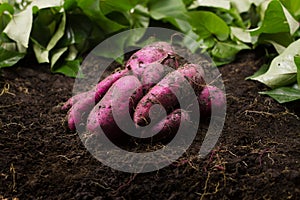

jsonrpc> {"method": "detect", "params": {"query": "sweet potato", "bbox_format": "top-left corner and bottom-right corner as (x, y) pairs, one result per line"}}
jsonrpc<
(141, 62), (173, 89)
(67, 93), (96, 130)
(65, 69), (130, 130)
(125, 42), (179, 77)
(94, 69), (130, 102)
(126, 63), (174, 114)
(62, 90), (92, 110)
(141, 109), (191, 142)
(62, 69), (129, 112)
(133, 63), (205, 126)
(64, 54), (177, 131)
(64, 42), (181, 131)
(198, 85), (226, 118)
(86, 75), (143, 141)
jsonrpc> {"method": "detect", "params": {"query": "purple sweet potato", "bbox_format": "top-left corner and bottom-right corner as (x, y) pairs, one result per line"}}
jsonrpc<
(67, 92), (96, 130)
(180, 63), (206, 92)
(125, 42), (179, 77)
(133, 63), (205, 126)
(62, 69), (129, 111)
(198, 85), (226, 117)
(62, 90), (92, 110)
(65, 69), (130, 130)
(86, 75), (143, 141)
(94, 69), (130, 102)
(64, 42), (181, 131)
(141, 62), (174, 89)
(127, 63), (174, 114)
(141, 109), (191, 142)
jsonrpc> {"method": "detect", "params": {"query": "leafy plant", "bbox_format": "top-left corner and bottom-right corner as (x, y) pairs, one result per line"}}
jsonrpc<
(244, 0), (300, 103)
(249, 39), (300, 103)
(0, 0), (299, 102)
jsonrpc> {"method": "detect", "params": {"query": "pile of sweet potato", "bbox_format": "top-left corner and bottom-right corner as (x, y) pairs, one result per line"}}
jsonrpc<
(62, 42), (225, 142)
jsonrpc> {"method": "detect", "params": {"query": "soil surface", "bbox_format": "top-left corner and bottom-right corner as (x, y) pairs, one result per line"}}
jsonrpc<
(0, 50), (300, 200)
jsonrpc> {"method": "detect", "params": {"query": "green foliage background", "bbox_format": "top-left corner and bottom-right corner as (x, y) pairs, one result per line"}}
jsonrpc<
(0, 0), (299, 102)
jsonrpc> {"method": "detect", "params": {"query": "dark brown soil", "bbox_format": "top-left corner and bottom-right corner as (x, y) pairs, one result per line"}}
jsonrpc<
(1, 51), (299, 200)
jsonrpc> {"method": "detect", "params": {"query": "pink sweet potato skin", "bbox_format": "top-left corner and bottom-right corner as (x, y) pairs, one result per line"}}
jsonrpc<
(67, 92), (96, 130)
(141, 63), (173, 89)
(125, 42), (179, 77)
(133, 63), (205, 126)
(141, 109), (190, 142)
(62, 69), (129, 111)
(198, 85), (226, 118)
(65, 69), (129, 130)
(127, 63), (174, 115)
(86, 76), (143, 141)
(179, 63), (205, 92)
(94, 69), (129, 102)
(64, 42), (181, 131)
(62, 91), (91, 110)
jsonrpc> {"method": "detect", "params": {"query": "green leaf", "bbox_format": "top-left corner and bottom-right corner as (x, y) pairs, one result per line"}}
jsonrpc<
(31, 0), (64, 9)
(56, 13), (102, 53)
(212, 58), (234, 66)
(200, 37), (216, 49)
(195, 0), (231, 10)
(280, 0), (300, 20)
(1, 42), (16, 51)
(3, 8), (32, 48)
(3, 0), (63, 48)
(0, 46), (24, 68)
(126, 5), (149, 28)
(31, 9), (59, 48)
(231, 27), (252, 43)
(31, 12), (66, 64)
(0, 3), (14, 14)
(0, 3), (13, 33)
(230, 0), (265, 13)
(267, 41), (286, 54)
(250, 0), (299, 36)
(282, 2), (300, 35)
(250, 39), (300, 88)
(188, 11), (230, 41)
(66, 45), (78, 61)
(211, 40), (251, 66)
(52, 59), (82, 78)
(32, 41), (49, 63)
(294, 55), (300, 87)
(165, 17), (191, 32)
(92, 28), (147, 63)
(100, 0), (141, 12)
(246, 64), (269, 80)
(260, 87), (300, 103)
(183, 30), (200, 52)
(211, 41), (250, 60)
(148, 0), (187, 20)
(183, 0), (194, 7)
(258, 32), (293, 47)
(230, 0), (252, 13)
(77, 0), (126, 34)
(64, 0), (78, 11)
(51, 47), (68, 68)
(47, 12), (66, 51)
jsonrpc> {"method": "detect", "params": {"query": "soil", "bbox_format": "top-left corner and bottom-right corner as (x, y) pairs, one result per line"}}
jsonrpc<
(0, 50), (299, 200)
